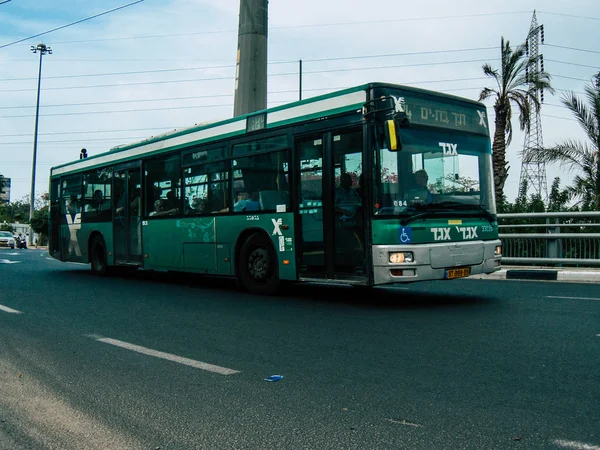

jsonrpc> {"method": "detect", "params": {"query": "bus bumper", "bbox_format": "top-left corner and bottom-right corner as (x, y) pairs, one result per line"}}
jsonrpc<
(372, 240), (502, 285)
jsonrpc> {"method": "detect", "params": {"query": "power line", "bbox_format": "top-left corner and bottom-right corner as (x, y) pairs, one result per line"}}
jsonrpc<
(0, 86), (359, 113)
(0, 47), (500, 82)
(544, 43), (600, 55)
(538, 11), (600, 21)
(7, 104), (573, 138)
(0, 85), (365, 116)
(0, 94), (234, 110)
(0, 1), (145, 49)
(0, 58), (496, 93)
(0, 53), (593, 97)
(0, 127), (189, 137)
(46, 11), (532, 45)
(2, 87), (344, 110)
(0, 77), (492, 119)
(0, 56), (592, 88)
(542, 114), (578, 122)
(552, 74), (596, 82)
(0, 74), (235, 92)
(0, 103), (235, 119)
(5, 57), (235, 63)
(0, 64), (238, 82)
(1, 76), (492, 114)
(0, 72), (587, 120)
(4, 109), (579, 147)
(546, 59), (600, 70)
(1, 136), (149, 145)
(301, 47), (497, 63)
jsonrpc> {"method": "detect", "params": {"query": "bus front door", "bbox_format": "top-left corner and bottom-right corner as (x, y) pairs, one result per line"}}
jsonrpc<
(113, 166), (142, 265)
(296, 129), (367, 280)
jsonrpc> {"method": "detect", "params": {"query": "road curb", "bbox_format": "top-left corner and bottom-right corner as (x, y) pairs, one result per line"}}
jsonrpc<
(506, 269), (557, 281)
(471, 267), (600, 283)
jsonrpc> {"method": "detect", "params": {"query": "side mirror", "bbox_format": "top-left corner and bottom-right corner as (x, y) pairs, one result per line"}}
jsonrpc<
(384, 119), (403, 151)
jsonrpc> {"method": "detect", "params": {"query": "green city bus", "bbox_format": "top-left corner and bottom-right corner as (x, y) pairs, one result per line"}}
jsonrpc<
(49, 82), (502, 294)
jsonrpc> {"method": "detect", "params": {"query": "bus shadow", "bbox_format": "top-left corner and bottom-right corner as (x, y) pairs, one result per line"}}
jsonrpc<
(56, 268), (490, 310)
(277, 282), (490, 309)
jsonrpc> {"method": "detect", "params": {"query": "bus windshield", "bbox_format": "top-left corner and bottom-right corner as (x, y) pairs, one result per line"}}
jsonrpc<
(374, 126), (496, 217)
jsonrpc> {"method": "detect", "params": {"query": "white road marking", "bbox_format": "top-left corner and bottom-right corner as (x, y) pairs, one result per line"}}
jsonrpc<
(546, 296), (600, 301)
(385, 418), (422, 427)
(0, 259), (21, 264)
(553, 439), (600, 450)
(0, 304), (23, 314)
(87, 335), (240, 375)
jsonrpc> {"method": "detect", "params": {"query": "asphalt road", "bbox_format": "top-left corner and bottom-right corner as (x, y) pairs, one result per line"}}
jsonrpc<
(0, 249), (599, 450)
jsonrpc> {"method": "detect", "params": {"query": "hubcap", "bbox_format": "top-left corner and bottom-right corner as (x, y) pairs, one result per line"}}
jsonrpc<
(248, 247), (269, 282)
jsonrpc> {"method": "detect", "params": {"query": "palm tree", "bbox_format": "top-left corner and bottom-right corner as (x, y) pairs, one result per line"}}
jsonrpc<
(479, 36), (553, 207)
(524, 73), (600, 210)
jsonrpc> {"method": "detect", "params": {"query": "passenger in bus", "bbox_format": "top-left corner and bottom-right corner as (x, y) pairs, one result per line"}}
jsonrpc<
(65, 195), (79, 215)
(406, 169), (433, 204)
(356, 173), (364, 198)
(149, 199), (178, 217)
(189, 197), (207, 214)
(335, 173), (360, 219)
(234, 192), (259, 212)
(84, 190), (104, 213)
(165, 190), (178, 210)
(130, 188), (141, 216)
(209, 189), (230, 213)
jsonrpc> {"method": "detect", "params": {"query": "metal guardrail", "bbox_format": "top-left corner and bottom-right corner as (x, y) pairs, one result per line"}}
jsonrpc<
(498, 211), (600, 267)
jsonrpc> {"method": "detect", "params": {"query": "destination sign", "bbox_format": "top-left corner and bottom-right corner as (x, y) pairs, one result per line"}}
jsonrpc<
(376, 88), (490, 137)
(404, 97), (489, 136)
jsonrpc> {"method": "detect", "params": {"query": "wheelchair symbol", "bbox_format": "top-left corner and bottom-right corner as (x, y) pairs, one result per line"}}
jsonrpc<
(399, 227), (412, 243)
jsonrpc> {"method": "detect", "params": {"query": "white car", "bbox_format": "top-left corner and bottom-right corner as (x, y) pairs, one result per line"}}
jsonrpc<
(0, 231), (16, 249)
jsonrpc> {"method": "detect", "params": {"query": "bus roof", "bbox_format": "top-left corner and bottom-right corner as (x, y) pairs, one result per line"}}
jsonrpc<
(50, 82), (486, 177)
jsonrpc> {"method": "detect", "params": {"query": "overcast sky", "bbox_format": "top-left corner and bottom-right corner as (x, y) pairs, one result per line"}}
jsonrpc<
(1, 0), (599, 203)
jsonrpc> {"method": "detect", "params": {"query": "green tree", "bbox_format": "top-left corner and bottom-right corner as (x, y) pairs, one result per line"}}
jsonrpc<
(30, 204), (49, 245)
(0, 193), (49, 224)
(0, 222), (15, 233)
(0, 198), (30, 223)
(0, 174), (5, 203)
(547, 177), (576, 212)
(524, 72), (600, 210)
(479, 36), (553, 207)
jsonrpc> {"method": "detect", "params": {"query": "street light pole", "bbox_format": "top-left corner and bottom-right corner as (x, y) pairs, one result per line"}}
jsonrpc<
(29, 43), (51, 246)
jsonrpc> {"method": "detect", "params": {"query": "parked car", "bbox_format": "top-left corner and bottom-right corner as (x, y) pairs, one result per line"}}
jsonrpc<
(0, 231), (16, 249)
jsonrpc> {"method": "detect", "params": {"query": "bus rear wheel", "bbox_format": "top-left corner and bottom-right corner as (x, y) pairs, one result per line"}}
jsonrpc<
(90, 236), (108, 276)
(238, 233), (280, 295)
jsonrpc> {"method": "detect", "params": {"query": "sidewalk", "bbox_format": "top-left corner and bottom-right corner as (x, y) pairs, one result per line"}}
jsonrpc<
(471, 265), (600, 283)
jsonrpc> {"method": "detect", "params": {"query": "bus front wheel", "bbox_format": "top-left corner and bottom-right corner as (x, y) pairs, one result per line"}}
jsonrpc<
(90, 236), (108, 276)
(238, 233), (280, 295)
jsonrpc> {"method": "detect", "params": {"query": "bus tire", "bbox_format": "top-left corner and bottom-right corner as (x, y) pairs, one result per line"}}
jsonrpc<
(238, 233), (280, 295)
(90, 236), (108, 276)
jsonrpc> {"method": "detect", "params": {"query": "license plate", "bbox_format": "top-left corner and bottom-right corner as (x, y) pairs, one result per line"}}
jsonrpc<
(445, 267), (470, 279)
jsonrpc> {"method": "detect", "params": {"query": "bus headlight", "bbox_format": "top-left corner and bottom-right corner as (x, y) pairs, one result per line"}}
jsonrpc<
(389, 252), (414, 263)
(495, 245), (502, 256)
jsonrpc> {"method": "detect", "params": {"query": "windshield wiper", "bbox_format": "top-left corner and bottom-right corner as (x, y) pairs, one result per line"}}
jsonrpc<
(398, 206), (443, 226)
